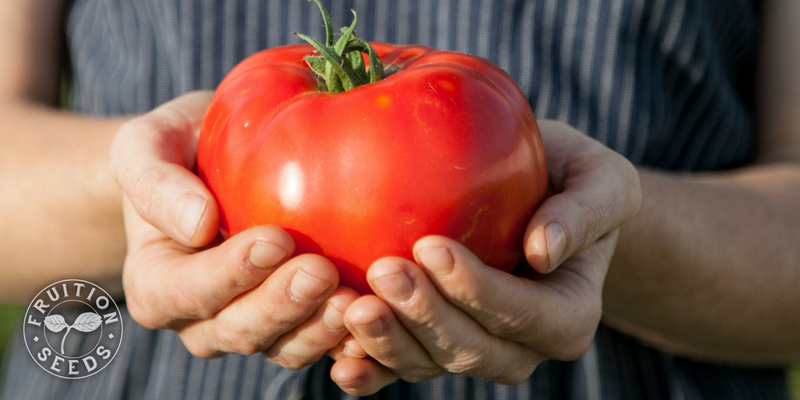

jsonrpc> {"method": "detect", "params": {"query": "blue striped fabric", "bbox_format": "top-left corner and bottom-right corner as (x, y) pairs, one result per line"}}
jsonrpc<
(1, 310), (788, 399)
(1, 0), (788, 399)
(63, 0), (758, 170)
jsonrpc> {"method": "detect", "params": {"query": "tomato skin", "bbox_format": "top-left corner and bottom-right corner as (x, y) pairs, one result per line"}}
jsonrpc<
(198, 43), (547, 294)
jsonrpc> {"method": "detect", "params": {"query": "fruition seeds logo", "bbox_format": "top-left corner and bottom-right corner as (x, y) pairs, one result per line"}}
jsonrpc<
(23, 279), (123, 379)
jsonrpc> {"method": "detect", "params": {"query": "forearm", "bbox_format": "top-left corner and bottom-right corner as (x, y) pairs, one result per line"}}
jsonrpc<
(603, 164), (800, 365)
(0, 101), (128, 303)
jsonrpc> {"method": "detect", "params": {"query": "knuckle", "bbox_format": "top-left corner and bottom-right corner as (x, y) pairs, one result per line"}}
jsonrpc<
(621, 161), (642, 215)
(262, 311), (297, 334)
(471, 285), (540, 341)
(127, 164), (166, 216)
(496, 363), (537, 386)
(265, 352), (319, 371)
(213, 325), (261, 356)
(399, 303), (439, 331)
(173, 284), (214, 320)
(123, 270), (169, 330)
(364, 337), (405, 362)
(181, 336), (222, 359)
(126, 299), (163, 330)
(604, 156), (641, 223)
(124, 114), (173, 141)
(261, 332), (329, 370)
(579, 201), (610, 244)
(615, 153), (640, 187)
(445, 356), (484, 376)
(259, 299), (311, 334)
(113, 118), (146, 149)
(436, 274), (479, 305)
(279, 359), (311, 371)
(215, 272), (249, 302)
(488, 301), (538, 339)
(551, 333), (595, 361)
(440, 346), (489, 376)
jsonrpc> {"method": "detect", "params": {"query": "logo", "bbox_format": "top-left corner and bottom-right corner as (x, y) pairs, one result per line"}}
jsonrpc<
(23, 279), (123, 379)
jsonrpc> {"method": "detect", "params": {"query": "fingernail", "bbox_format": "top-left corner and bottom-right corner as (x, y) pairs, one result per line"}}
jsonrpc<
(290, 269), (331, 301)
(342, 341), (366, 358)
(545, 223), (567, 272)
(373, 271), (414, 303)
(335, 377), (362, 389)
(174, 193), (207, 241)
(248, 241), (287, 270)
(416, 246), (454, 277)
(322, 303), (345, 332)
(353, 319), (385, 338)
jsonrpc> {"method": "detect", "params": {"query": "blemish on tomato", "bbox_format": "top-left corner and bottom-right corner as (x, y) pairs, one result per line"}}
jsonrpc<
(439, 80), (455, 91)
(405, 219), (415, 225)
(460, 206), (488, 242)
(241, 88), (251, 95)
(376, 95), (391, 107)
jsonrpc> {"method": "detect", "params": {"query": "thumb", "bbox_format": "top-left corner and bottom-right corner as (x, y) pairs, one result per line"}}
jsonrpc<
(524, 120), (641, 273)
(108, 91), (219, 247)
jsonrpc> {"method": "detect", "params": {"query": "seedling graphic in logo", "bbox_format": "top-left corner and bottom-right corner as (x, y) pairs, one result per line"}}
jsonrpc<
(24, 279), (123, 379)
(45, 312), (102, 354)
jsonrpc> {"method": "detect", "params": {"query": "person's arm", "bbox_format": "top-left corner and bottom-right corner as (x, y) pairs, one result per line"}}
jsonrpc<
(602, 0), (800, 365)
(0, 0), (128, 303)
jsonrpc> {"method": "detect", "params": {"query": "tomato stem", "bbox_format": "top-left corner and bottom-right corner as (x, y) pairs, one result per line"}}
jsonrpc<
(297, 0), (386, 93)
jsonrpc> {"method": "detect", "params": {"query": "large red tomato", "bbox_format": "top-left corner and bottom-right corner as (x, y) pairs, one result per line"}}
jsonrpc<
(198, 31), (547, 294)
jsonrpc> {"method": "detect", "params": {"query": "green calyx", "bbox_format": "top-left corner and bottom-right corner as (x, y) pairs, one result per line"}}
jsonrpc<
(295, 0), (385, 93)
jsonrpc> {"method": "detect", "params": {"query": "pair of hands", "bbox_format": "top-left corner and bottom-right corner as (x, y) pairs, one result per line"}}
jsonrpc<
(108, 91), (640, 396)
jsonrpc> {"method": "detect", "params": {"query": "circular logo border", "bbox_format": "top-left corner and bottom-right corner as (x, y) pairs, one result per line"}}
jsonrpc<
(23, 279), (124, 380)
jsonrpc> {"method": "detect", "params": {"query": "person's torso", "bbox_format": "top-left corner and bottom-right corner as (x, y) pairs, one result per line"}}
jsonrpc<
(3, 1), (782, 399)
(66, 0), (759, 171)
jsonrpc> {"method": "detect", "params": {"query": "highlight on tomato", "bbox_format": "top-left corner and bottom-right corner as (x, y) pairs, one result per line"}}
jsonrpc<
(197, 0), (548, 294)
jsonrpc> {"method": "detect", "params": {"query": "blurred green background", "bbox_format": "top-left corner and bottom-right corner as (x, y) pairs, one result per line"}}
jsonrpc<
(0, 304), (21, 361)
(0, 303), (797, 397)
(794, 368), (800, 399)
(0, 303), (22, 396)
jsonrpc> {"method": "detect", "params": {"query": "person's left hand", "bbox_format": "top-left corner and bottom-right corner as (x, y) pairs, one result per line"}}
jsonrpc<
(326, 121), (641, 395)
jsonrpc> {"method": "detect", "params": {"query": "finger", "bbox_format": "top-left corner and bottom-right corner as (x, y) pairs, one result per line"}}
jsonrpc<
(343, 295), (444, 382)
(109, 91), (219, 247)
(326, 335), (367, 360)
(330, 357), (399, 397)
(415, 234), (613, 361)
(342, 335), (368, 358)
(524, 120), (641, 273)
(263, 286), (360, 369)
(178, 253), (339, 358)
(364, 257), (538, 384)
(123, 220), (295, 329)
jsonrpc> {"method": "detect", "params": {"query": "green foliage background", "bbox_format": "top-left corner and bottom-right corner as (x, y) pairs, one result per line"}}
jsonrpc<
(0, 303), (797, 398)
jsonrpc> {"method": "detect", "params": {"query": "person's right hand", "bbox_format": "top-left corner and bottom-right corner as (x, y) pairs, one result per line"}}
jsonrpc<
(108, 91), (359, 368)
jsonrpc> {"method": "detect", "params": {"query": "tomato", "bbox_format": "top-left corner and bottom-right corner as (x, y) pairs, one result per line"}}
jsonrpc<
(197, 3), (547, 294)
